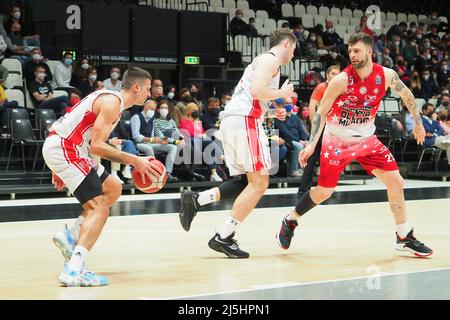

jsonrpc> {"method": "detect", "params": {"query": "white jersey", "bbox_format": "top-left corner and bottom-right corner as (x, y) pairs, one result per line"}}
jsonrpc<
(49, 90), (124, 152)
(221, 52), (280, 120)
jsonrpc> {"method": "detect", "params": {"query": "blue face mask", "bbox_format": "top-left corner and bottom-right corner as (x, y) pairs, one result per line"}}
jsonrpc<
(64, 58), (73, 65)
(275, 97), (283, 104)
(285, 104), (293, 112)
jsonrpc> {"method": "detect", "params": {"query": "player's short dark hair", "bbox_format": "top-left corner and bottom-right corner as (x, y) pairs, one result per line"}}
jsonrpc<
(270, 28), (296, 48)
(122, 67), (152, 90)
(348, 32), (373, 48)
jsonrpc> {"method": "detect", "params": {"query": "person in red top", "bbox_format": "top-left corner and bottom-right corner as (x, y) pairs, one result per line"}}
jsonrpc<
(277, 33), (433, 257)
(356, 16), (375, 41)
(297, 65), (341, 197)
(178, 102), (223, 182)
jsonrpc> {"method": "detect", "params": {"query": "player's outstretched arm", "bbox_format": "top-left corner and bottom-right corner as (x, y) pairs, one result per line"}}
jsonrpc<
(386, 68), (425, 145)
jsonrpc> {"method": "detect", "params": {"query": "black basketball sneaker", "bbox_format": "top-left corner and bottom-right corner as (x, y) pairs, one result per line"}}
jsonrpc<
(395, 229), (433, 257)
(208, 232), (250, 259)
(276, 216), (299, 250)
(179, 190), (200, 232)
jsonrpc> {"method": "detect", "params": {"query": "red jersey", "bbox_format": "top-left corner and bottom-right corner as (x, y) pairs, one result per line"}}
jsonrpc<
(310, 82), (328, 103)
(325, 63), (386, 141)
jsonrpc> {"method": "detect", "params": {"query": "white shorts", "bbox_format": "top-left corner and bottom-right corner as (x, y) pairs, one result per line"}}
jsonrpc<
(42, 134), (106, 194)
(219, 115), (271, 176)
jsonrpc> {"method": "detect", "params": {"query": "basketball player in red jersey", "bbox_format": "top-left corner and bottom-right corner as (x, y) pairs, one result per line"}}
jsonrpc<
(179, 29), (295, 258)
(297, 65), (341, 197)
(43, 67), (163, 286)
(276, 33), (432, 257)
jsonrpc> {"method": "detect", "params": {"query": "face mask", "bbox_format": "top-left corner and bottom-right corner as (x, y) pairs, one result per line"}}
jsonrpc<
(426, 54), (431, 59)
(250, 22), (255, 26)
(81, 63), (90, 70)
(423, 75), (430, 80)
(442, 65), (448, 71)
(12, 30), (20, 36)
(146, 110), (155, 118)
(89, 74), (97, 82)
(36, 72), (46, 81)
(331, 52), (338, 59)
(191, 111), (199, 119)
(64, 58), (72, 65)
(411, 28), (417, 33)
(209, 108), (220, 116)
(167, 92), (175, 99)
(301, 109), (310, 119)
(159, 109), (169, 118)
(237, 14), (243, 19)
(13, 11), (21, 19)
(274, 97), (283, 105)
(224, 99), (231, 105)
(410, 41), (416, 46)
(32, 54), (41, 61)
(395, 41), (400, 46)
(310, 36), (316, 42)
(110, 72), (120, 80)
(424, 43), (431, 48)
(417, 34), (422, 39)
(284, 104), (293, 112)
(182, 95), (192, 103)
(327, 28), (334, 33)
(442, 101), (449, 107)
(431, 15), (437, 20)
(70, 97), (80, 106)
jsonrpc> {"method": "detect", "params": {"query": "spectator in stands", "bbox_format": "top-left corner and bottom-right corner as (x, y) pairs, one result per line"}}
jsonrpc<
(313, 24), (335, 53)
(388, 36), (403, 61)
(303, 32), (320, 59)
(430, 49), (441, 72)
(79, 67), (98, 98)
(415, 48), (432, 74)
(387, 22), (408, 42)
(166, 85), (177, 104)
(153, 99), (184, 147)
(66, 88), (82, 113)
(274, 97), (309, 177)
(229, 9), (249, 37)
(0, 83), (19, 133)
(0, 63), (8, 87)
(393, 55), (410, 83)
(0, 30), (8, 61)
(402, 36), (419, 65)
(130, 98), (180, 183)
(262, 116), (287, 174)
(103, 66), (122, 92)
(151, 85), (164, 101)
(248, 17), (258, 37)
(189, 82), (203, 108)
(421, 11), (442, 29)
(409, 71), (424, 98)
(3, 6), (25, 36)
(422, 38), (432, 51)
(374, 34), (386, 60)
(421, 103), (450, 167)
(437, 60), (450, 88)
(437, 109), (450, 134)
(175, 87), (192, 114)
(421, 68), (440, 100)
(23, 47), (52, 85)
(399, 105), (416, 136)
(355, 16), (375, 40)
(28, 65), (68, 115)
(323, 21), (344, 52)
(93, 80), (104, 91)
(427, 24), (441, 48)
(53, 51), (73, 89)
(293, 24), (306, 57)
(179, 102), (223, 182)
(381, 47), (394, 67)
(71, 57), (91, 88)
(6, 22), (39, 64)
(220, 92), (232, 109)
(436, 93), (450, 112)
(202, 97), (221, 133)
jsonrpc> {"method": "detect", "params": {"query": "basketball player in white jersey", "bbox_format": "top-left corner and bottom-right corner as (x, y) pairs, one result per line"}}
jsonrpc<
(276, 33), (432, 257)
(179, 29), (296, 258)
(43, 67), (163, 286)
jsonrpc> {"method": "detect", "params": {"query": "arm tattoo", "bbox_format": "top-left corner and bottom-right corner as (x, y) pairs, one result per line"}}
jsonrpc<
(309, 113), (324, 143)
(391, 72), (421, 125)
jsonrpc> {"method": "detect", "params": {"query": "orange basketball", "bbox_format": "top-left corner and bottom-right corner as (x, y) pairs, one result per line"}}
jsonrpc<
(132, 158), (168, 193)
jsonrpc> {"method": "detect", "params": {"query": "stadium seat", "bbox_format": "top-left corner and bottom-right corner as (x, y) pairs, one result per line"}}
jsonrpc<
(330, 7), (341, 17)
(384, 99), (400, 115)
(46, 60), (59, 79)
(397, 13), (407, 23)
(4, 89), (25, 108)
(416, 98), (426, 109)
(2, 58), (22, 77)
(341, 8), (352, 19)
(4, 74), (23, 90)
(306, 4), (318, 17)
(281, 3), (294, 18)
(277, 19), (288, 29)
(335, 25), (347, 38)
(294, 4), (306, 18)
(350, 17), (361, 27)
(209, 0), (222, 9)
(52, 90), (68, 98)
(318, 6), (330, 17)
(223, 0), (236, 9)
(353, 9), (364, 19)
(326, 16), (338, 25)
(301, 14), (314, 28)
(167, 0), (184, 10)
(440, 16), (448, 23)
(153, 0), (167, 9)
(418, 14), (427, 22)
(242, 9), (255, 18)
(407, 14), (418, 23)
(338, 16), (349, 26)
(387, 12), (397, 22)
(314, 15), (326, 27)
(264, 19), (276, 33)
(255, 10), (268, 20)
(428, 98), (438, 107)
(236, 0), (249, 10)
(214, 7), (228, 13)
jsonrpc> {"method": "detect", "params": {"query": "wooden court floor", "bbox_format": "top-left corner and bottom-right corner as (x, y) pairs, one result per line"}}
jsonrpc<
(0, 198), (449, 299)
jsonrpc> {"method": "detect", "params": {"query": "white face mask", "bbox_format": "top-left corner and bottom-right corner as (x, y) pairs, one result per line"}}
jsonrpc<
(167, 92), (175, 99)
(32, 54), (41, 61)
(423, 75), (430, 80)
(36, 72), (46, 81)
(159, 109), (169, 118)
(331, 52), (338, 59)
(327, 28), (334, 33)
(224, 99), (231, 105)
(89, 74), (97, 82)
(146, 110), (155, 118)
(110, 72), (120, 80)
(424, 42), (431, 48)
(81, 63), (90, 70)
(13, 11), (21, 19)
(310, 36), (316, 42)
(426, 54), (431, 59)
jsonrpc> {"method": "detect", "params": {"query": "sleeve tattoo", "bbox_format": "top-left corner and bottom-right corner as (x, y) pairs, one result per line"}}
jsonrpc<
(309, 113), (324, 143)
(391, 72), (421, 125)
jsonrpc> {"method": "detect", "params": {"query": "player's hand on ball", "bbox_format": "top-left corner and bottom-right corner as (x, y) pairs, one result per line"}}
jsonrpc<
(51, 172), (65, 191)
(413, 124), (426, 145)
(299, 144), (314, 168)
(134, 156), (163, 183)
(280, 79), (294, 98)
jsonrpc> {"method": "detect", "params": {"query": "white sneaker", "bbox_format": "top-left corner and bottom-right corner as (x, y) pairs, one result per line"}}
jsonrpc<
(210, 172), (223, 182)
(121, 166), (132, 179)
(111, 172), (124, 184)
(52, 224), (76, 261)
(291, 169), (304, 177)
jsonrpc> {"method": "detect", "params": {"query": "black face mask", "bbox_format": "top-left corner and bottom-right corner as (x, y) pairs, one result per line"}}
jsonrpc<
(209, 108), (220, 116)
(182, 95), (193, 103)
(191, 111), (199, 119)
(442, 101), (449, 107)
(12, 31), (20, 36)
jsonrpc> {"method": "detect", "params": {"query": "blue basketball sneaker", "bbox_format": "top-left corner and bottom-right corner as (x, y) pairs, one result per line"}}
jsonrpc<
(58, 264), (109, 287)
(52, 224), (76, 261)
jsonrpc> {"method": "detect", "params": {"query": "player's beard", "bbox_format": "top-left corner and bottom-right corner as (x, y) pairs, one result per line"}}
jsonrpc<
(354, 55), (369, 69)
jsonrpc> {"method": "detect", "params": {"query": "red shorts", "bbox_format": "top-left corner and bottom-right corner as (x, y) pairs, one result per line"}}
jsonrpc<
(318, 134), (398, 188)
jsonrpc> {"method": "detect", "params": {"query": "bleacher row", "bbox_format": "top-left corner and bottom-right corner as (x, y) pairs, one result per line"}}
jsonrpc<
(2, 58), (68, 110)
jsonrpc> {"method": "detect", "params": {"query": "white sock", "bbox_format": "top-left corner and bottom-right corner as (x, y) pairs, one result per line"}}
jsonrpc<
(396, 222), (411, 239)
(218, 216), (240, 239)
(68, 245), (89, 272)
(285, 210), (301, 222)
(197, 187), (219, 206)
(69, 216), (84, 241)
